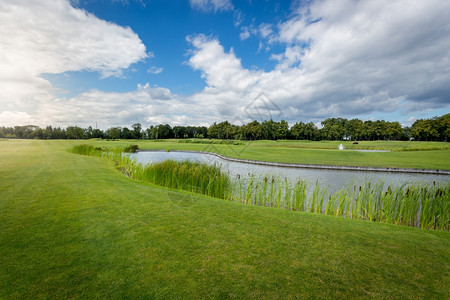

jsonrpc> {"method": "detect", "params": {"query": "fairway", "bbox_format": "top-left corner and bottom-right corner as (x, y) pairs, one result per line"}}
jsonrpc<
(1, 139), (449, 298)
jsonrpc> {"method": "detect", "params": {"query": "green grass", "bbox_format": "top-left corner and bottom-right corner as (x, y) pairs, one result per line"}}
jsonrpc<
(257, 139), (450, 151)
(1, 139), (450, 298)
(70, 139), (450, 170)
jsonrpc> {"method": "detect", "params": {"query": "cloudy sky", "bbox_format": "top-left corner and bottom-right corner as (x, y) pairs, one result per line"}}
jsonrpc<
(0, 0), (449, 129)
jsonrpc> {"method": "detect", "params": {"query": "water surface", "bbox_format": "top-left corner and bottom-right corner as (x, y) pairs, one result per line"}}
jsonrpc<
(130, 151), (449, 192)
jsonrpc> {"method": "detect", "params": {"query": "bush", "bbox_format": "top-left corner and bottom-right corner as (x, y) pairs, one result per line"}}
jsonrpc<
(123, 144), (139, 153)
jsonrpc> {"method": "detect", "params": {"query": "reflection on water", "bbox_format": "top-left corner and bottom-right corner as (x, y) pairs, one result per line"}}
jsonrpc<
(130, 151), (449, 193)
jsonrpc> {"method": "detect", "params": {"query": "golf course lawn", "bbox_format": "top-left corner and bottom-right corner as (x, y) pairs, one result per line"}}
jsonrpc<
(1, 139), (449, 298)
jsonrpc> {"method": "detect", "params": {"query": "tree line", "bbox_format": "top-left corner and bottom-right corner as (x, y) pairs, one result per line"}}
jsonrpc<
(1, 113), (448, 141)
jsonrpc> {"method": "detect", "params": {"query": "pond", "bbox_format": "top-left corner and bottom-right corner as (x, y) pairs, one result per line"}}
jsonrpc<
(130, 150), (449, 193)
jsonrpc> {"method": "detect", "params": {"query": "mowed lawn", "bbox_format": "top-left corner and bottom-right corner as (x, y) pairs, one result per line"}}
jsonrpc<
(0, 140), (449, 298)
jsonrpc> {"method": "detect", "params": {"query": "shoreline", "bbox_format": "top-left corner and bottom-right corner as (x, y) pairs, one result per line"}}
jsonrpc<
(136, 149), (450, 175)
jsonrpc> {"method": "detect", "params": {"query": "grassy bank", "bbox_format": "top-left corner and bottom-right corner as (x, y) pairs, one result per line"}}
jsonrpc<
(1, 140), (449, 298)
(69, 139), (450, 170)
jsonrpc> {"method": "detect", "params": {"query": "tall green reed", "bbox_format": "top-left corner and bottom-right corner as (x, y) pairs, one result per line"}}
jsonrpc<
(140, 159), (230, 199)
(228, 172), (449, 231)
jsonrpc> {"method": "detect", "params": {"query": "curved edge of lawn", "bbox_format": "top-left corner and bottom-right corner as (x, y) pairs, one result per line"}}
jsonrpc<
(138, 149), (450, 175)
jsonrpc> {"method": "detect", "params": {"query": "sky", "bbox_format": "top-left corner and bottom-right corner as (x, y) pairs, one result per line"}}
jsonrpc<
(0, 0), (449, 129)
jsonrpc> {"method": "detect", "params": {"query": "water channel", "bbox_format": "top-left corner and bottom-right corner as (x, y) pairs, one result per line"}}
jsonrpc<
(130, 150), (449, 193)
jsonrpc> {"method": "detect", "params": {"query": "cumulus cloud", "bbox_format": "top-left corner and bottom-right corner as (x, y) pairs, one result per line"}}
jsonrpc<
(31, 84), (182, 128)
(189, 0), (233, 13)
(0, 0), (147, 126)
(0, 82), (214, 128)
(185, 0), (450, 124)
(276, 0), (450, 107)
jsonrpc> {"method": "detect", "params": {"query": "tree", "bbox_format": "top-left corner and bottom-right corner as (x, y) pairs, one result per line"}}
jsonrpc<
(66, 126), (85, 139)
(385, 122), (403, 140)
(91, 128), (103, 139)
(321, 118), (346, 140)
(208, 121), (234, 139)
(436, 114), (450, 141)
(277, 120), (289, 139)
(244, 120), (263, 140)
(173, 126), (186, 138)
(106, 127), (122, 140)
(291, 122), (306, 140)
(361, 121), (374, 140)
(345, 119), (363, 140)
(304, 122), (319, 141)
(132, 123), (142, 139)
(261, 119), (278, 140)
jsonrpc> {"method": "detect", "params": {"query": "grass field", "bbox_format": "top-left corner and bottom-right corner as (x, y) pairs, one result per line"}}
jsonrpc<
(1, 139), (449, 298)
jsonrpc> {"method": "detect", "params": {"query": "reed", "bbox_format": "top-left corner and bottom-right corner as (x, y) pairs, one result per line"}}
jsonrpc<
(229, 173), (449, 231)
(139, 159), (231, 199)
(69, 144), (103, 156)
(292, 180), (307, 211)
(244, 175), (254, 205)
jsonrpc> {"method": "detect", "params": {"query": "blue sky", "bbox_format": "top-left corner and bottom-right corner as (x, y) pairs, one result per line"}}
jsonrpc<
(60, 0), (291, 95)
(0, 0), (449, 129)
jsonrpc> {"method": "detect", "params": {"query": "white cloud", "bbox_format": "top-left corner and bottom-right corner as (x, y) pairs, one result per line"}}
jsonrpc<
(0, 111), (37, 126)
(233, 9), (244, 27)
(187, 35), (258, 93)
(0, 0), (147, 126)
(147, 66), (163, 74)
(184, 0), (450, 124)
(239, 27), (250, 40)
(30, 84), (182, 128)
(258, 23), (273, 39)
(189, 0), (233, 13)
(0, 0), (146, 77)
(404, 116), (418, 127)
(0, 82), (202, 128)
